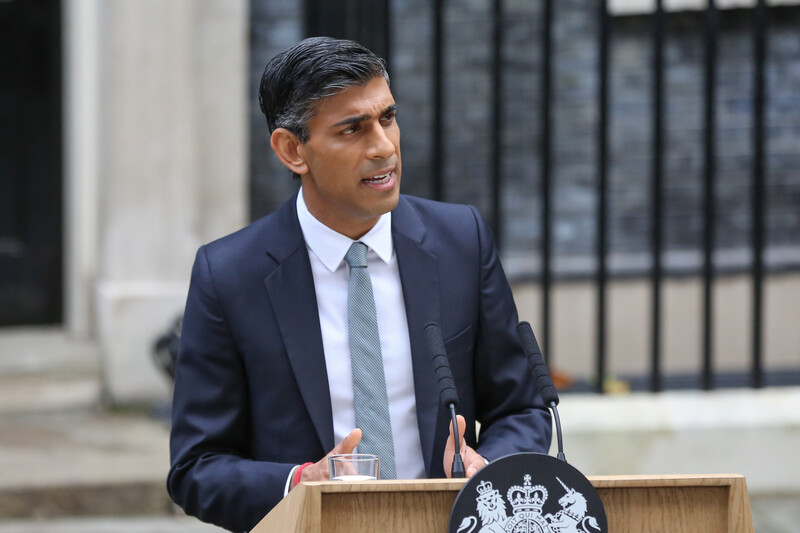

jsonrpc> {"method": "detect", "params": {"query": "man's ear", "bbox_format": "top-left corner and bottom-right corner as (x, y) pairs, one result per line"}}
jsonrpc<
(270, 128), (309, 175)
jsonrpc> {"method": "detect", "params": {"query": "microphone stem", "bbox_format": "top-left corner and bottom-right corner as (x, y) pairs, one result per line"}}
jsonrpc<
(449, 403), (465, 478)
(551, 402), (566, 462)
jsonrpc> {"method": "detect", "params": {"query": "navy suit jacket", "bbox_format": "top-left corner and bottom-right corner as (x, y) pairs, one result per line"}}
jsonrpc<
(168, 194), (552, 532)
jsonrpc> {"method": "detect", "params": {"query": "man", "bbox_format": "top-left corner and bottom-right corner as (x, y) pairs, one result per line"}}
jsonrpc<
(168, 37), (551, 532)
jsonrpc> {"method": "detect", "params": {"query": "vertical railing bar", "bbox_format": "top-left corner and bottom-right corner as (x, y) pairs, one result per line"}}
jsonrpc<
(346, 0), (355, 40)
(702, 0), (718, 391)
(491, 0), (504, 247)
(650, 0), (665, 392)
(540, 0), (554, 363)
(432, 0), (445, 201)
(751, 0), (767, 389)
(383, 0), (391, 74)
(596, 0), (610, 394)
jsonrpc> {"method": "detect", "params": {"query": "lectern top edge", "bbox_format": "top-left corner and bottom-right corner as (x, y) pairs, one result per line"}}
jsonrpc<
(589, 473), (748, 487)
(303, 478), (467, 493)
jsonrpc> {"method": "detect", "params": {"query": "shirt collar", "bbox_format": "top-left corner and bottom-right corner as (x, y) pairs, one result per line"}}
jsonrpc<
(296, 187), (394, 272)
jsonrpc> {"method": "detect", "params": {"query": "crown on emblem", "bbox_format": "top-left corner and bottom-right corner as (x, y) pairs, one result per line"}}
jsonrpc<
(476, 480), (494, 496)
(506, 474), (548, 514)
(475, 480), (502, 506)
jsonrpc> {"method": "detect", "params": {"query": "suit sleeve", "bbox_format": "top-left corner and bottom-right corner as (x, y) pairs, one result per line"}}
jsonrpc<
(167, 246), (294, 532)
(468, 206), (553, 459)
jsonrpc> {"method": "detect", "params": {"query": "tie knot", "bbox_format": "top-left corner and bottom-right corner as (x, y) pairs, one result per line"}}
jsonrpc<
(345, 241), (368, 268)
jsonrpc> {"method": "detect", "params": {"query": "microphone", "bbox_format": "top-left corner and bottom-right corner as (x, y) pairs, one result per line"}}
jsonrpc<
(517, 321), (566, 462)
(425, 322), (465, 478)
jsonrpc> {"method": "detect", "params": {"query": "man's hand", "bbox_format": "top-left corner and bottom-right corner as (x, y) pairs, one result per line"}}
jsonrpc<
(444, 415), (486, 478)
(293, 428), (362, 488)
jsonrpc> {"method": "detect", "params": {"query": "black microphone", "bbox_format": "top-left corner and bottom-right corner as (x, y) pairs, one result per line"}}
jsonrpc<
(517, 321), (566, 462)
(425, 322), (465, 478)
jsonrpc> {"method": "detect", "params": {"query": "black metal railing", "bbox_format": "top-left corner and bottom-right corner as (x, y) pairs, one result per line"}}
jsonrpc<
(650, 0), (666, 393)
(298, 0), (790, 393)
(702, 0), (719, 392)
(540, 0), (555, 377)
(750, 0), (768, 389)
(423, 1), (778, 393)
(596, 0), (610, 394)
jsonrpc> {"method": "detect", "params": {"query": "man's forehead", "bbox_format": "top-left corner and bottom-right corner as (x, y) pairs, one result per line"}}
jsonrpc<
(314, 77), (395, 121)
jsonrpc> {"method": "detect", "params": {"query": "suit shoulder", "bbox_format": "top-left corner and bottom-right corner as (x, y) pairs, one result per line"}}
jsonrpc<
(204, 213), (273, 256)
(199, 196), (300, 277)
(399, 195), (479, 222)
(398, 195), (486, 236)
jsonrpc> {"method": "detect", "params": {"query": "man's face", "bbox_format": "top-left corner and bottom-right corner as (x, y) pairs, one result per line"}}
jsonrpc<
(297, 76), (401, 239)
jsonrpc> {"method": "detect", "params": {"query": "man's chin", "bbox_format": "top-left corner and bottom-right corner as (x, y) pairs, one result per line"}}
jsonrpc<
(382, 188), (401, 213)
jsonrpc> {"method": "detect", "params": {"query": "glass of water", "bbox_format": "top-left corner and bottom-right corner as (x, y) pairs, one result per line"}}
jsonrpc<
(328, 453), (380, 481)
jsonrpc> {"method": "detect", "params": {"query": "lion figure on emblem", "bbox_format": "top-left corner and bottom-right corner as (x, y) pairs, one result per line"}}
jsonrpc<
(457, 480), (508, 533)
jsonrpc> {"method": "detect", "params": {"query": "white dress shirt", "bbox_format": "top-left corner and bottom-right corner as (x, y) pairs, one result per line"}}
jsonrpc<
(293, 188), (426, 481)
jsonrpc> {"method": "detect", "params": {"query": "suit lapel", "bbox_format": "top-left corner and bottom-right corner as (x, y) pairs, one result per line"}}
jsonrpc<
(263, 195), (334, 452)
(260, 195), (442, 467)
(392, 197), (441, 476)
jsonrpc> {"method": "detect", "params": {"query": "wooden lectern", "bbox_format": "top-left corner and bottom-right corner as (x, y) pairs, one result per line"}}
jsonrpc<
(251, 474), (754, 532)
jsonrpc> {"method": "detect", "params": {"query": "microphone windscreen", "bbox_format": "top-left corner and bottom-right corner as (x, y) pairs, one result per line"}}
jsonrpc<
(425, 322), (460, 409)
(517, 321), (560, 406)
(436, 370), (460, 407)
(424, 322), (446, 358)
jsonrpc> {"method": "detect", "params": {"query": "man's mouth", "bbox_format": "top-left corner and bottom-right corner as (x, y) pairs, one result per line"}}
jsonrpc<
(363, 171), (393, 185)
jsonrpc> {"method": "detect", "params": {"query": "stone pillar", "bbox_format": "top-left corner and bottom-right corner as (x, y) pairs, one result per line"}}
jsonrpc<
(66, 0), (248, 403)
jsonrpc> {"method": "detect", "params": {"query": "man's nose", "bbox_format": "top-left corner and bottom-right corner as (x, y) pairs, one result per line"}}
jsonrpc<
(366, 124), (395, 159)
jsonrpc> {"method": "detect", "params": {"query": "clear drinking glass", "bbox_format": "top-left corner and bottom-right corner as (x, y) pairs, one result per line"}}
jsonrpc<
(328, 453), (380, 481)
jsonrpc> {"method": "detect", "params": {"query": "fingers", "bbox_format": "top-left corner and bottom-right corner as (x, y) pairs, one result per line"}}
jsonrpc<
(444, 416), (487, 478)
(296, 429), (363, 488)
(335, 428), (362, 455)
(448, 415), (467, 447)
(464, 451), (486, 478)
(444, 415), (470, 478)
(456, 415), (466, 445)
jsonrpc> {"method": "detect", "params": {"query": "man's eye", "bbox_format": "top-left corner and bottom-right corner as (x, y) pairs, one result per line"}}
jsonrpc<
(342, 124), (360, 134)
(381, 112), (396, 123)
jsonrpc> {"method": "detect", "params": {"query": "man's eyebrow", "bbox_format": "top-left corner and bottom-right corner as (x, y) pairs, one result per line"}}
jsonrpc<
(331, 104), (398, 128)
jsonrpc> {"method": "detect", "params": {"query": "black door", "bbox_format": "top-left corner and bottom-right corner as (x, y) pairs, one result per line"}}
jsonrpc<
(0, 0), (62, 326)
(304, 0), (391, 66)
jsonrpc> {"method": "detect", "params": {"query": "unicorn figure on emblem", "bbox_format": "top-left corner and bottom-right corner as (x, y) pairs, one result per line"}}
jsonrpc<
(544, 478), (602, 533)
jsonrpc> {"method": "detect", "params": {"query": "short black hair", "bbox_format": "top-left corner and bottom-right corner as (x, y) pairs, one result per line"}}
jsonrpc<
(258, 37), (389, 143)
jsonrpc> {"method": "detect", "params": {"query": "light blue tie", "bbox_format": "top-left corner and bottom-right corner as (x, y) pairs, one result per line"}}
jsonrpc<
(344, 241), (396, 479)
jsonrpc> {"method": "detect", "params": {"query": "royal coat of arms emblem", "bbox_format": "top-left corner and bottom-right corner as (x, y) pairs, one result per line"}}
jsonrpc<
(449, 453), (606, 533)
